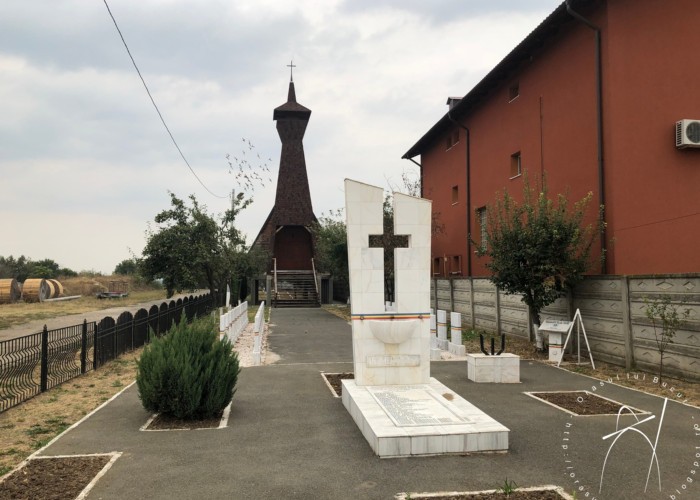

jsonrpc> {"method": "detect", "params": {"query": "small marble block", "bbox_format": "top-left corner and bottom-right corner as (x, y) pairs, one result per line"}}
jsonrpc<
(466, 353), (520, 383)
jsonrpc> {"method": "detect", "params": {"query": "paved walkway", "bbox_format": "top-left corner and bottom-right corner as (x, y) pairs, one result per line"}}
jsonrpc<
(36, 308), (700, 499)
(0, 291), (204, 341)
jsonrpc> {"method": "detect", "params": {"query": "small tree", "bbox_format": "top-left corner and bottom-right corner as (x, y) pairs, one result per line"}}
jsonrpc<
(140, 192), (257, 300)
(114, 258), (139, 276)
(313, 209), (349, 301)
(644, 295), (690, 383)
(137, 314), (240, 419)
(476, 173), (598, 348)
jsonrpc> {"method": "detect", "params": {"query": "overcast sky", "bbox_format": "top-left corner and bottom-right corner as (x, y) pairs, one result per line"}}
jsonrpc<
(0, 0), (563, 275)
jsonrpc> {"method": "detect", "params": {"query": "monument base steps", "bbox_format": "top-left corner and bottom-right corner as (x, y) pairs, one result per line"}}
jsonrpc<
(342, 378), (509, 458)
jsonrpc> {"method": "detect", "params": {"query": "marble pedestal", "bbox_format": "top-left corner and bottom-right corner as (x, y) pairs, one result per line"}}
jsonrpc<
(448, 342), (466, 356)
(547, 332), (564, 363)
(466, 353), (520, 383)
(342, 378), (509, 458)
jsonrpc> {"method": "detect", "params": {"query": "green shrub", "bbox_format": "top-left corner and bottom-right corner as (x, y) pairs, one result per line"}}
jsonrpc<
(136, 314), (240, 419)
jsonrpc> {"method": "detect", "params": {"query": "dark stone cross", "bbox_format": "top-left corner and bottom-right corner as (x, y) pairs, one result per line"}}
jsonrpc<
(287, 60), (296, 82)
(369, 225), (409, 303)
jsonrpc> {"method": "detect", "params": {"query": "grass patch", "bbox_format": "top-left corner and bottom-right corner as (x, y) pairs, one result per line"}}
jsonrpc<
(0, 280), (168, 332)
(0, 347), (141, 475)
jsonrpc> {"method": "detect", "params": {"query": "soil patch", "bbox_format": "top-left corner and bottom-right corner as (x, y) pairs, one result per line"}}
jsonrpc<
(529, 391), (646, 416)
(322, 372), (354, 397)
(399, 486), (570, 499)
(0, 455), (111, 500)
(145, 410), (225, 430)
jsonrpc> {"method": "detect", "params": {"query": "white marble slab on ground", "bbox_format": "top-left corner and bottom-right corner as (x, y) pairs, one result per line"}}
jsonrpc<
(342, 377), (509, 458)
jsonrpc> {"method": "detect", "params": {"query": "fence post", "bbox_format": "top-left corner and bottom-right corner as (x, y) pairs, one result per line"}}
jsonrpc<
(40, 325), (48, 392)
(81, 320), (87, 374)
(112, 321), (117, 362)
(469, 277), (476, 330)
(93, 322), (98, 370)
(620, 276), (635, 370)
(495, 286), (501, 336)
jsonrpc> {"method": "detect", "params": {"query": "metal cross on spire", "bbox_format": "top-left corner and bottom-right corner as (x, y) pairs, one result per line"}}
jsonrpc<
(287, 60), (296, 82)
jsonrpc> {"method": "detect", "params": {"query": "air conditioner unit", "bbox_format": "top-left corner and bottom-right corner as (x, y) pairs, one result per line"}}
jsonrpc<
(676, 119), (700, 149)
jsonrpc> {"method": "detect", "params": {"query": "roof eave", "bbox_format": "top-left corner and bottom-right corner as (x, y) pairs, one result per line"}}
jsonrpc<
(402, 0), (591, 159)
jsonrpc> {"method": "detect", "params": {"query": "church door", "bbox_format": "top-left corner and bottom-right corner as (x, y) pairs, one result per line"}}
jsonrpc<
(274, 225), (313, 270)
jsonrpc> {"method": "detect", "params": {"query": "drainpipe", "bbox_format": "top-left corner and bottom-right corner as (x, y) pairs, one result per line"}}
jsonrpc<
(566, 0), (607, 274)
(447, 111), (472, 276)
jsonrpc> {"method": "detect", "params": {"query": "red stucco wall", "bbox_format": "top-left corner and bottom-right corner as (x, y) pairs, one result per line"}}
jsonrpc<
(420, 0), (700, 276)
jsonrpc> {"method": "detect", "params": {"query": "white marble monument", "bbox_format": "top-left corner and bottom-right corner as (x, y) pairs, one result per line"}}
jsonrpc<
(341, 179), (509, 458)
(448, 311), (466, 356)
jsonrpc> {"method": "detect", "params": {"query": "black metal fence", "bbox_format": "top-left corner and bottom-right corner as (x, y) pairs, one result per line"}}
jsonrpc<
(0, 293), (215, 413)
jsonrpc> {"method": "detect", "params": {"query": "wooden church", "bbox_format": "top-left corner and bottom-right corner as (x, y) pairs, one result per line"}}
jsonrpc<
(251, 70), (329, 307)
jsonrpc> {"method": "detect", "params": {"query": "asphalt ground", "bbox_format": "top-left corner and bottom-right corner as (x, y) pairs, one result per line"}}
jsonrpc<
(37, 307), (700, 500)
(0, 291), (205, 341)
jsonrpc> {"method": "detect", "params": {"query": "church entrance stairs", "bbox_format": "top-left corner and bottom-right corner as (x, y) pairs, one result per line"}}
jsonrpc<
(273, 270), (320, 308)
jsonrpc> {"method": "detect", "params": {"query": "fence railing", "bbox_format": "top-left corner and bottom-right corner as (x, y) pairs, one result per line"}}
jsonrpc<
(0, 293), (216, 413)
(220, 301), (248, 344)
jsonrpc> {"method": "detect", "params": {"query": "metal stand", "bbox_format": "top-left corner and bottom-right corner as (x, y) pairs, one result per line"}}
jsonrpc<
(558, 308), (595, 369)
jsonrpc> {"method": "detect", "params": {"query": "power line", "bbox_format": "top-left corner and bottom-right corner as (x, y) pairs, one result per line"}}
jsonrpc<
(102, 0), (227, 199)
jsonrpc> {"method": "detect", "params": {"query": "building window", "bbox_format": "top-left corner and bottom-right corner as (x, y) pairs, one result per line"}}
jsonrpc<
(451, 185), (459, 205)
(510, 152), (522, 179)
(450, 255), (462, 275)
(476, 207), (488, 251)
(509, 82), (519, 101)
(432, 257), (442, 276)
(445, 128), (459, 150)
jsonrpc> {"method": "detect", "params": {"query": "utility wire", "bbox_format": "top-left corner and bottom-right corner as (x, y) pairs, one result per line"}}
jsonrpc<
(102, 0), (227, 199)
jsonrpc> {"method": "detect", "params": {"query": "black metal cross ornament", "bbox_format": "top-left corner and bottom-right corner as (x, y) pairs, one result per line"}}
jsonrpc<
(369, 225), (409, 303)
(287, 60), (296, 82)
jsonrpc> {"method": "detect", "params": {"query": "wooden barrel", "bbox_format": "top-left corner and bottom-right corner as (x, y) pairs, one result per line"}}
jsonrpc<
(46, 279), (63, 299)
(46, 280), (57, 299)
(22, 278), (51, 303)
(0, 278), (21, 304)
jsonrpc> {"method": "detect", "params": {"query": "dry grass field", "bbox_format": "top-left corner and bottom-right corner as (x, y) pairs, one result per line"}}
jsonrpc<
(0, 276), (167, 330)
(0, 348), (141, 477)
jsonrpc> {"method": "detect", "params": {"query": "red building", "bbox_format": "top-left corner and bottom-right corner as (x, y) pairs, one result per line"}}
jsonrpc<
(403, 0), (700, 277)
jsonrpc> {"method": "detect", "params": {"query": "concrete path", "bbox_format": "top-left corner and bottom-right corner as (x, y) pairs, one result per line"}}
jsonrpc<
(0, 291), (204, 341)
(37, 307), (700, 499)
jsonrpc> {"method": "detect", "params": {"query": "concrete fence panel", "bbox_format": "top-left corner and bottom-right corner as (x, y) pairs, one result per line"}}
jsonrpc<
(428, 273), (700, 380)
(452, 278), (473, 326)
(627, 275), (700, 380)
(436, 279), (452, 312)
(472, 279), (497, 332)
(498, 292), (529, 339)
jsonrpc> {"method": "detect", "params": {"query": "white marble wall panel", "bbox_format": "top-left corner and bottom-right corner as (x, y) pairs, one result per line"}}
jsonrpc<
(345, 179), (432, 386)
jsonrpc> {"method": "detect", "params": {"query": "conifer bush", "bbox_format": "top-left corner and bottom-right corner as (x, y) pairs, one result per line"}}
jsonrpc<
(136, 314), (240, 419)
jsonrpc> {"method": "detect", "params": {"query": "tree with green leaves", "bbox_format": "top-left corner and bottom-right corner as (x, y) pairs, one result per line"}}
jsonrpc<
(313, 209), (349, 301)
(140, 192), (266, 301)
(476, 173), (599, 348)
(114, 258), (139, 275)
(644, 295), (690, 383)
